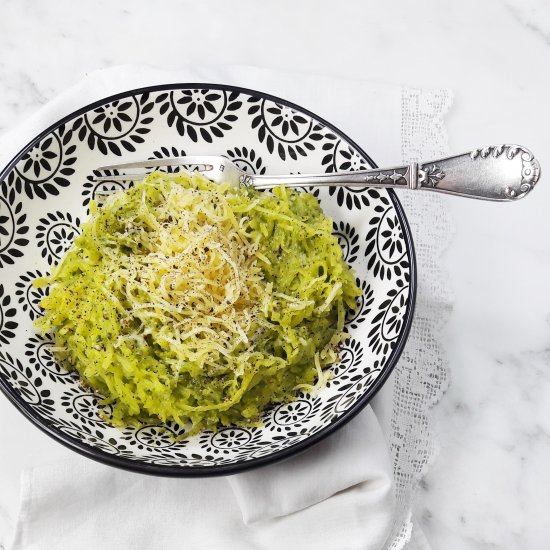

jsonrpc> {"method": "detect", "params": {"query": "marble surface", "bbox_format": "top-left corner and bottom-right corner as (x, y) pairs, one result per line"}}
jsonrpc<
(1, 0), (550, 548)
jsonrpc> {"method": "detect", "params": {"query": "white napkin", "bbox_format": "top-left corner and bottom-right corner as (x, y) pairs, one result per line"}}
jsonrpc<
(0, 64), (442, 550)
(228, 407), (393, 525)
(8, 409), (393, 550)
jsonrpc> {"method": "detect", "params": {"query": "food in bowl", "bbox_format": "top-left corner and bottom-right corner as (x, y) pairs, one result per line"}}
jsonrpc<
(35, 171), (361, 436)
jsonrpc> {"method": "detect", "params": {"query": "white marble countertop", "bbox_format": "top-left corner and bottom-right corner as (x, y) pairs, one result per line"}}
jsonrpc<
(1, 0), (550, 548)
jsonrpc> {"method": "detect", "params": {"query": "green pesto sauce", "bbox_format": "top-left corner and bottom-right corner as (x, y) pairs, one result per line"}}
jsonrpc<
(35, 172), (361, 435)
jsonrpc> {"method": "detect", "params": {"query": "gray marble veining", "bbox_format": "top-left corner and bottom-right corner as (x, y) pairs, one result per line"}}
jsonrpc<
(503, 0), (550, 48)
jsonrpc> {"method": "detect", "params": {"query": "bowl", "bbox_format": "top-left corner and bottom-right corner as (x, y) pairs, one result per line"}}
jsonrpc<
(0, 84), (416, 475)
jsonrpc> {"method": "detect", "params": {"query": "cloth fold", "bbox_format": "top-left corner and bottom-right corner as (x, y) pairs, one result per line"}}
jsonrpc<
(0, 64), (453, 550)
(10, 409), (394, 550)
(229, 407), (393, 524)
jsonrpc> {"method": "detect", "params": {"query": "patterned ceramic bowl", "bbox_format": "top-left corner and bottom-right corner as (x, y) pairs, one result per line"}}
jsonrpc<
(0, 85), (416, 475)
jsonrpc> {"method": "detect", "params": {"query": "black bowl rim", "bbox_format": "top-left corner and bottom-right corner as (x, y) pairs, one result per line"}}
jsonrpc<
(0, 83), (417, 477)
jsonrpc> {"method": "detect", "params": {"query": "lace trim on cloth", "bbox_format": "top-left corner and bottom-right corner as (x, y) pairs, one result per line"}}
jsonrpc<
(384, 87), (454, 550)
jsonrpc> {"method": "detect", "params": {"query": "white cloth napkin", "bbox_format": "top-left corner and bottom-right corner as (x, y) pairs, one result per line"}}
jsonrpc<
(0, 64), (452, 550)
(9, 409), (393, 550)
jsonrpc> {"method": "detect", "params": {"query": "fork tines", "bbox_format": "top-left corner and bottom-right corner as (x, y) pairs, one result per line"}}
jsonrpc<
(93, 156), (216, 182)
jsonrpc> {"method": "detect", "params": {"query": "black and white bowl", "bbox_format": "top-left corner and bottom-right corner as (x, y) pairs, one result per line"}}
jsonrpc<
(0, 84), (416, 476)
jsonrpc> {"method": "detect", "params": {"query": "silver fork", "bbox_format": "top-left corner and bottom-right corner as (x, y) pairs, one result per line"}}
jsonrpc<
(95, 144), (541, 201)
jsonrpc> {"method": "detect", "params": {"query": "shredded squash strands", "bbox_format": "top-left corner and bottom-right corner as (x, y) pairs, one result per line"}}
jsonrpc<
(35, 172), (361, 436)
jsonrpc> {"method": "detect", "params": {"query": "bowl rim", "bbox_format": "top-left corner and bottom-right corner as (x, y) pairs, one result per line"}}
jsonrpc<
(0, 83), (417, 477)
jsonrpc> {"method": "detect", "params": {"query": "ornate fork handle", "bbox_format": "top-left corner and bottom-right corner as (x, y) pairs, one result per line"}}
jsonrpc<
(249, 144), (541, 201)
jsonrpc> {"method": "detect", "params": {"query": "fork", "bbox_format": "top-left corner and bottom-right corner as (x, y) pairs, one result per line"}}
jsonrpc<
(95, 144), (541, 202)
